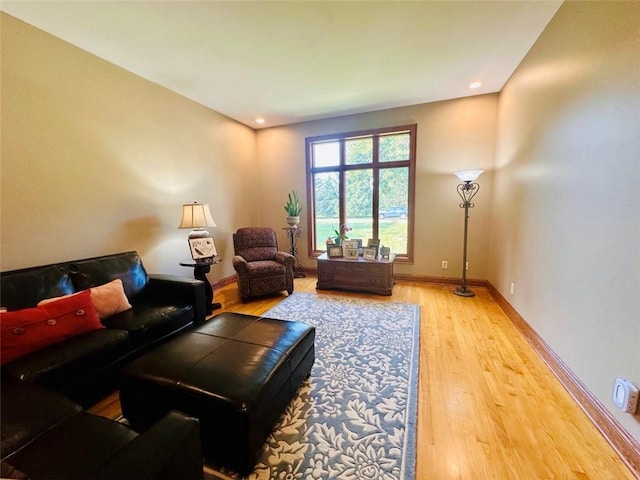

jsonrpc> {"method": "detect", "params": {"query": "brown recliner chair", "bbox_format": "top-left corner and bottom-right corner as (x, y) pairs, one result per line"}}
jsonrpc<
(232, 227), (295, 302)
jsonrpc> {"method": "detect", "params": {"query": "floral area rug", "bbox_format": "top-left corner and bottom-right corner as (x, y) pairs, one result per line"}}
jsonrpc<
(207, 292), (420, 480)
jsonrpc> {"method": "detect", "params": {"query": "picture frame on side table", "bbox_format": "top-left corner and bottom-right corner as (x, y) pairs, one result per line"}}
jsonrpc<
(344, 248), (359, 259)
(367, 238), (380, 257)
(188, 237), (217, 261)
(363, 248), (377, 260)
(342, 240), (358, 250)
(327, 245), (344, 258)
(351, 238), (363, 255)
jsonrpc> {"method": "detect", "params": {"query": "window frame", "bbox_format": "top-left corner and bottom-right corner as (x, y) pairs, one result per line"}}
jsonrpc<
(305, 124), (416, 262)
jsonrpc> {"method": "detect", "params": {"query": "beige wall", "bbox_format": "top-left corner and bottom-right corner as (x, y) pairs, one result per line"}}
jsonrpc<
(256, 94), (498, 279)
(0, 13), (257, 281)
(490, 1), (640, 439)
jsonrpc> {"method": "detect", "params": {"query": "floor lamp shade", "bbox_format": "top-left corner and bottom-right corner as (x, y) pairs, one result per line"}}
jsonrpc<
(179, 202), (217, 239)
(454, 169), (484, 183)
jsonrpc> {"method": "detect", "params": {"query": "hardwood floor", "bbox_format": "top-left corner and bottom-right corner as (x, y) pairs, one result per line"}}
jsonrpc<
(89, 277), (636, 479)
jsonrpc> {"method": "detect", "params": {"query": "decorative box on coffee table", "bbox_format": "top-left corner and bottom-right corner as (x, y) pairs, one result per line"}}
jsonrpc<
(316, 252), (395, 295)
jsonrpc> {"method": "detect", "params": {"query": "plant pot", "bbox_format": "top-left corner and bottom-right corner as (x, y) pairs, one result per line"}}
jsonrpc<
(286, 216), (300, 227)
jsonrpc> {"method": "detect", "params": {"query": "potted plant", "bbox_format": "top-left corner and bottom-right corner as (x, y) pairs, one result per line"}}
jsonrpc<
(331, 224), (352, 245)
(284, 190), (302, 226)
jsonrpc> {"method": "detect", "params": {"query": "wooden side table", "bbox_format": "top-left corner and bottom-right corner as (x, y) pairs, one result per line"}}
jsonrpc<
(316, 252), (395, 295)
(283, 226), (305, 278)
(179, 257), (222, 314)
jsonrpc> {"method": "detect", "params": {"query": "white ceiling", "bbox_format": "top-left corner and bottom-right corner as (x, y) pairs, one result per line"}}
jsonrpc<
(1, 1), (562, 129)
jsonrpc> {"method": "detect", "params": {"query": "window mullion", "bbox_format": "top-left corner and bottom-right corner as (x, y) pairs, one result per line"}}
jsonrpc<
(372, 135), (380, 238)
(339, 139), (346, 227)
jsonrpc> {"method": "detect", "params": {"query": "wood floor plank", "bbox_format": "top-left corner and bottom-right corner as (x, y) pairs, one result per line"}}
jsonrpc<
(88, 277), (636, 479)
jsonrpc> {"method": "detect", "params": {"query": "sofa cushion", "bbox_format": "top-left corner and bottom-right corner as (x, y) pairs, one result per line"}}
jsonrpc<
(1, 291), (103, 365)
(0, 264), (75, 311)
(4, 328), (130, 390)
(68, 252), (149, 299)
(3, 413), (138, 480)
(1, 379), (82, 459)
(101, 304), (193, 350)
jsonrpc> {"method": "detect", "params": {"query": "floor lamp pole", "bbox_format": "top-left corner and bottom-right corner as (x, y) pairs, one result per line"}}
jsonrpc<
(455, 198), (474, 296)
(453, 170), (483, 297)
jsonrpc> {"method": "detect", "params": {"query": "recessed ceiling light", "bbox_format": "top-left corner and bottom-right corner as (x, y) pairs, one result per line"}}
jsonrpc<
(469, 81), (482, 89)
(256, 118), (265, 124)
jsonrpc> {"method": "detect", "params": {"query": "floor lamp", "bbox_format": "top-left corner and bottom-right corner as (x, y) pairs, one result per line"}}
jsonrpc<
(453, 169), (484, 297)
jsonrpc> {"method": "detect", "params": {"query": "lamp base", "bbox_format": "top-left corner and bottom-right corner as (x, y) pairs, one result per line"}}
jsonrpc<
(189, 228), (210, 239)
(453, 286), (475, 297)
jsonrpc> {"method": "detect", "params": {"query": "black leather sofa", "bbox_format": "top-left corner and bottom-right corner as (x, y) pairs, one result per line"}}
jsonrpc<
(1, 379), (203, 480)
(0, 252), (207, 479)
(0, 251), (205, 406)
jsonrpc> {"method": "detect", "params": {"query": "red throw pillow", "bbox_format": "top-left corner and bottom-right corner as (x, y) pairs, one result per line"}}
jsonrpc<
(0, 290), (103, 365)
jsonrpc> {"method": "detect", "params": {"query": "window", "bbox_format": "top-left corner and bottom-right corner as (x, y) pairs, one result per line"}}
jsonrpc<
(306, 124), (416, 260)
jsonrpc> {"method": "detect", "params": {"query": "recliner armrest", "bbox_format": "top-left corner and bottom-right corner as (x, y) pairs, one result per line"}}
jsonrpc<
(232, 255), (249, 273)
(141, 275), (206, 324)
(274, 251), (295, 266)
(89, 411), (203, 480)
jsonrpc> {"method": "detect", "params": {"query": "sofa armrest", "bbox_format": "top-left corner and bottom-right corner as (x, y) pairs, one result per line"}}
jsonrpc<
(89, 411), (203, 480)
(142, 275), (206, 325)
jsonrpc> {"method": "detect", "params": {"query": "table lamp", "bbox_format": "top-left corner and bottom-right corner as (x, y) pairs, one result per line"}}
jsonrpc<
(179, 202), (217, 239)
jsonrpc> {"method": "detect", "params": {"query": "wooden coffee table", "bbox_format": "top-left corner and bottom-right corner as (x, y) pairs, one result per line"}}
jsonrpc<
(316, 252), (395, 295)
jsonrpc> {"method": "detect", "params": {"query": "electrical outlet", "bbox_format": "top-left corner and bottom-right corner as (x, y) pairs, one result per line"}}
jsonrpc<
(441, 260), (448, 269)
(613, 378), (639, 413)
(510, 283), (515, 295)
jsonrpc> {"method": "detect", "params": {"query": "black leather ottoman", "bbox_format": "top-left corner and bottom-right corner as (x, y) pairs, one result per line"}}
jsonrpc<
(119, 312), (315, 475)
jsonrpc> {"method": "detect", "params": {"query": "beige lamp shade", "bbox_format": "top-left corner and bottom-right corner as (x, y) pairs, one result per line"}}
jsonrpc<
(179, 202), (217, 229)
(179, 202), (216, 239)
